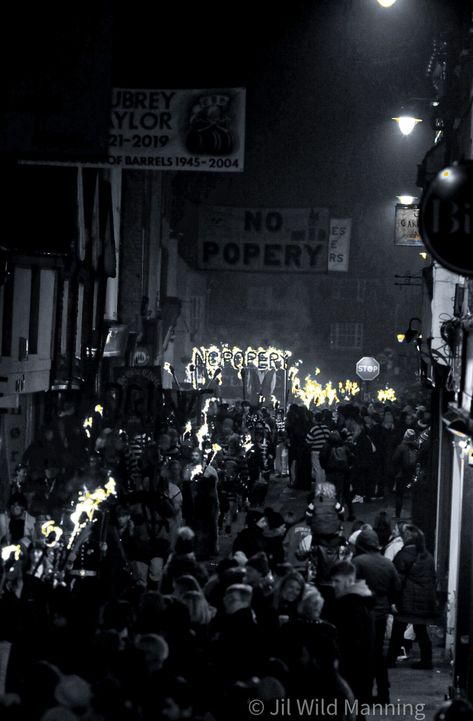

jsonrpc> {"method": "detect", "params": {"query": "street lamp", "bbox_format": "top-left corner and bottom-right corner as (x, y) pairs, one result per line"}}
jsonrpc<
(396, 195), (417, 205)
(377, 0), (398, 7)
(398, 317), (422, 344)
(392, 115), (423, 136)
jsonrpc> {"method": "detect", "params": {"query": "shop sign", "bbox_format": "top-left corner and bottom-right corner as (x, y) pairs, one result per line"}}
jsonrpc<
(328, 218), (351, 271)
(394, 204), (423, 246)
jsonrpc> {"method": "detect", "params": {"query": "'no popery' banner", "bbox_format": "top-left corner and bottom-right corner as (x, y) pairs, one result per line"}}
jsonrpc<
(198, 206), (329, 272)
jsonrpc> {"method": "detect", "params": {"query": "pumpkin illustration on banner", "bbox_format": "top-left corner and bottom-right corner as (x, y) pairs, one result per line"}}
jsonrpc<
(186, 93), (235, 155)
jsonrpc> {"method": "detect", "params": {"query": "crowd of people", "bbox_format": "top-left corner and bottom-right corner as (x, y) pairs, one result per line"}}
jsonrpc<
(0, 389), (463, 721)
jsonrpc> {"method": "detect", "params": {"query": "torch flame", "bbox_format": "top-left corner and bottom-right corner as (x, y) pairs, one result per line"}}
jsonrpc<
(41, 520), (64, 547)
(67, 478), (117, 549)
(1, 544), (22, 562)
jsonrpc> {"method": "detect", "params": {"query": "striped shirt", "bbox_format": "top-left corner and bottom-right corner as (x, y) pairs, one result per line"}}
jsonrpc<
(306, 423), (330, 451)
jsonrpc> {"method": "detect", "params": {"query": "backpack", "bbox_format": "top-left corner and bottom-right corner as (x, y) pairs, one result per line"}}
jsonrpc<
(310, 542), (342, 582)
(328, 445), (349, 471)
(310, 496), (341, 536)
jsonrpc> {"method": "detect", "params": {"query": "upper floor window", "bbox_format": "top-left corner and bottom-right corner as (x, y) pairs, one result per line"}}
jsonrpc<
(330, 322), (364, 350)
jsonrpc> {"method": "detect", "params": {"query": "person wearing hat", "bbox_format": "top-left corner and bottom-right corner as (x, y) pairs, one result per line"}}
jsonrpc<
(352, 528), (401, 703)
(392, 428), (419, 518)
(232, 509), (266, 559)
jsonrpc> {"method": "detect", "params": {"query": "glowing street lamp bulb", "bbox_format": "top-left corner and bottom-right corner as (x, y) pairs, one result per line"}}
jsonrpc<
(392, 116), (422, 135)
(377, 0), (397, 6)
(397, 333), (406, 343)
(419, 252), (428, 260)
(397, 195), (416, 205)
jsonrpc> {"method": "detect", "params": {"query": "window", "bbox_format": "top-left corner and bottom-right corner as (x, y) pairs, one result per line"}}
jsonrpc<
(330, 322), (363, 350)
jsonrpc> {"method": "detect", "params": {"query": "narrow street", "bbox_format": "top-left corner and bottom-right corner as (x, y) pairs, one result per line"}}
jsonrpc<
(220, 475), (451, 720)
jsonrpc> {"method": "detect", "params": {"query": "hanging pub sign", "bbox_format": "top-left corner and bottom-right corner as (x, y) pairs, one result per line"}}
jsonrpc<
(394, 204), (422, 246)
(419, 161), (473, 275)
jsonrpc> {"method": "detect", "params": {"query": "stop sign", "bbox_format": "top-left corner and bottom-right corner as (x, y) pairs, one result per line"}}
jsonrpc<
(356, 356), (380, 381)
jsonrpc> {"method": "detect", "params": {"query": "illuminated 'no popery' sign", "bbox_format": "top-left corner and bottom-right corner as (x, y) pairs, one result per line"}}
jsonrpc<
(191, 345), (291, 373)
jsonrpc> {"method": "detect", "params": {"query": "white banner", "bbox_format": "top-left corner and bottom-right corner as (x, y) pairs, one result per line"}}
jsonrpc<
(106, 88), (245, 171)
(22, 88), (246, 172)
(328, 218), (351, 272)
(198, 206), (329, 273)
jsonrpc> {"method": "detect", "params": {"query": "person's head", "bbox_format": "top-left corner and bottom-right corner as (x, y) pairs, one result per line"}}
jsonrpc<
(299, 587), (324, 620)
(172, 574), (201, 600)
(168, 459), (182, 483)
(222, 417), (235, 436)
(134, 634), (169, 673)
(314, 481), (336, 500)
(383, 409), (395, 428)
(254, 420), (266, 437)
(433, 698), (473, 721)
(14, 464), (29, 483)
(216, 557), (239, 577)
(87, 453), (101, 472)
(180, 590), (213, 625)
(101, 599), (134, 633)
(355, 528), (380, 555)
(8, 493), (27, 518)
(45, 464), (60, 479)
(402, 411), (416, 428)
(191, 448), (202, 464)
(245, 552), (270, 586)
(403, 428), (417, 444)
(158, 433), (171, 452)
(223, 583), (253, 614)
(174, 526), (195, 555)
(113, 503), (131, 529)
(159, 677), (194, 721)
(401, 524), (425, 553)
(167, 428), (180, 447)
(43, 427), (56, 443)
(278, 571), (305, 604)
(54, 673), (92, 715)
(330, 560), (357, 597)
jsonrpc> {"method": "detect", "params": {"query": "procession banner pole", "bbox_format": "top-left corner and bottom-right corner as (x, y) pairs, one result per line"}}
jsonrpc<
(283, 365), (288, 413)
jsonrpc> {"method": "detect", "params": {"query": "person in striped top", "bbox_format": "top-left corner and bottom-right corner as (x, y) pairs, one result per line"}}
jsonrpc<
(306, 412), (331, 485)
